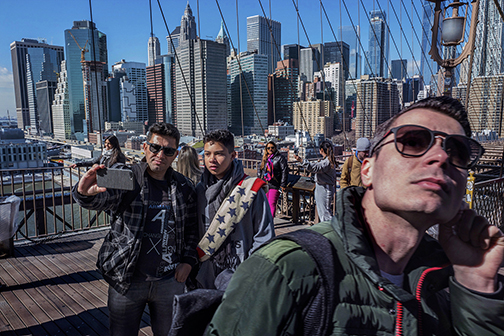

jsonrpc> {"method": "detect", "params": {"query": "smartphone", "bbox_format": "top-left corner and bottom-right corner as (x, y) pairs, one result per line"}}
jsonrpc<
(97, 168), (135, 191)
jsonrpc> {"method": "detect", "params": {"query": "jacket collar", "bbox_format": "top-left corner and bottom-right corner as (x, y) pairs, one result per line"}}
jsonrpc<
(333, 187), (451, 302)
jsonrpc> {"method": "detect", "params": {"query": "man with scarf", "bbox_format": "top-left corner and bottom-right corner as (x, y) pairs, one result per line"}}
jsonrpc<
(195, 129), (275, 290)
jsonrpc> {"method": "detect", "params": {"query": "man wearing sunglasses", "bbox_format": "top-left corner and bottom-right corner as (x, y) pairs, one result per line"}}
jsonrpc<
(207, 96), (504, 335)
(73, 123), (198, 336)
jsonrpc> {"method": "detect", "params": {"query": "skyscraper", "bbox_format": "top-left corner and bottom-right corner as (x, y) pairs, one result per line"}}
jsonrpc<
(146, 63), (165, 125)
(339, 25), (362, 80)
(247, 15), (281, 74)
(229, 51), (269, 136)
(293, 100), (334, 138)
(167, 26), (180, 55)
(355, 77), (399, 138)
(268, 59), (299, 125)
(299, 45), (322, 82)
(283, 44), (304, 61)
(112, 60), (148, 122)
(323, 41), (350, 80)
(148, 36), (161, 66)
(471, 0), (504, 77)
(64, 20), (108, 138)
(81, 60), (107, 138)
(175, 4), (227, 137)
(420, 2), (441, 86)
(10, 38), (64, 130)
(215, 21), (230, 57)
(391, 59), (408, 80)
(52, 60), (72, 140)
(36, 80), (57, 135)
(323, 62), (344, 107)
(365, 10), (389, 78)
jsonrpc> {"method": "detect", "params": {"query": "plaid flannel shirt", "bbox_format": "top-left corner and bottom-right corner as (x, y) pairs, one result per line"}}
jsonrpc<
(72, 162), (199, 295)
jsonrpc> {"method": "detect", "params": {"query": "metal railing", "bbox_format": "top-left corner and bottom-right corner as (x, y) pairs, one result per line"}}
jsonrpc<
(473, 177), (504, 228)
(239, 158), (331, 225)
(0, 166), (110, 243)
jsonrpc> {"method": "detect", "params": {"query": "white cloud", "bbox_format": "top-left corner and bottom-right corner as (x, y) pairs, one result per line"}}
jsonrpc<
(0, 67), (14, 88)
(0, 67), (16, 117)
(408, 60), (421, 77)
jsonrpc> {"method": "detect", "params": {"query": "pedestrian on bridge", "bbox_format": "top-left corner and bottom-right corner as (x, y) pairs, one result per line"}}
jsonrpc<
(70, 134), (126, 169)
(258, 141), (289, 218)
(294, 140), (338, 222)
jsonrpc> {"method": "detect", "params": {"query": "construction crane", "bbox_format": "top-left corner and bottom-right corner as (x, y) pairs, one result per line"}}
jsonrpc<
(68, 31), (89, 62)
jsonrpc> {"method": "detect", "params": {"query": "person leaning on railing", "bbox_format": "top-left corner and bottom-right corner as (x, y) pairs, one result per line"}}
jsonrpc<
(69, 135), (126, 169)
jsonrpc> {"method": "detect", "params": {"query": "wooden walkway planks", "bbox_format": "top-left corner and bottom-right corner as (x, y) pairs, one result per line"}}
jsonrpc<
(0, 221), (307, 335)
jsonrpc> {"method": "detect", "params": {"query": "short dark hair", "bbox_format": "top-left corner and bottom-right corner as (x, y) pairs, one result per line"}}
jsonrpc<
(371, 96), (471, 156)
(147, 123), (181, 146)
(203, 129), (235, 153)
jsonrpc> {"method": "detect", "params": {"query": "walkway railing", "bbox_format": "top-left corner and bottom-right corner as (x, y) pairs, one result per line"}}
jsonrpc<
(5, 156), (497, 244)
(240, 158), (328, 225)
(472, 177), (504, 228)
(0, 166), (110, 243)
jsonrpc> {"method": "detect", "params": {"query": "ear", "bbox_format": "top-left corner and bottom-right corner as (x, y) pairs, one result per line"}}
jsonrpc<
(360, 157), (373, 187)
(231, 150), (237, 160)
(143, 142), (147, 152)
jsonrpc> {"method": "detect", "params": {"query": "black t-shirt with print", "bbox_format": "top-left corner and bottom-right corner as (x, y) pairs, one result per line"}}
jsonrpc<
(133, 175), (180, 281)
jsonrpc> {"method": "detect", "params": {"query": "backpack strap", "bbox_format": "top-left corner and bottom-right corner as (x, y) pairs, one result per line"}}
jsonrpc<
(273, 229), (336, 336)
(197, 175), (266, 262)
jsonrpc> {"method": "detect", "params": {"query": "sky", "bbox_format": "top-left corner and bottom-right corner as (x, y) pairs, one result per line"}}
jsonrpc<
(0, 0), (428, 118)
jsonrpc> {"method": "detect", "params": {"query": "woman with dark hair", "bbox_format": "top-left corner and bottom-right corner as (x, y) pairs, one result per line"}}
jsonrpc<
(257, 141), (289, 217)
(176, 145), (202, 184)
(70, 135), (126, 168)
(294, 140), (338, 222)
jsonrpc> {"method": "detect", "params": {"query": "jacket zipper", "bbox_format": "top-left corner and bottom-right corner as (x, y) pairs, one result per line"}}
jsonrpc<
(394, 266), (444, 336)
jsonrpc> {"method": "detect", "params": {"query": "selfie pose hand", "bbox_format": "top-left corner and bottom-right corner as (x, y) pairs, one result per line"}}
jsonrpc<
(77, 164), (107, 196)
(439, 204), (504, 293)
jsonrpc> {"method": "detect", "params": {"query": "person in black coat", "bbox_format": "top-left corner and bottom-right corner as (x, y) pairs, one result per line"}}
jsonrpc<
(70, 135), (126, 169)
(257, 141), (289, 217)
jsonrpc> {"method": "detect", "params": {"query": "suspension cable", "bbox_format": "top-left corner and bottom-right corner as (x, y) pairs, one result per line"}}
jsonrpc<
(215, 0), (265, 135)
(155, 0), (205, 136)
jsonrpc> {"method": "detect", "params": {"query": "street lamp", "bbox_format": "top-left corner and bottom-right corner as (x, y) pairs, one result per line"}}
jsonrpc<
(428, 0), (480, 96)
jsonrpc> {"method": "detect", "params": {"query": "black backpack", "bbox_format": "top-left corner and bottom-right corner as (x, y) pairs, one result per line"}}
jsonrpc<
(169, 229), (337, 336)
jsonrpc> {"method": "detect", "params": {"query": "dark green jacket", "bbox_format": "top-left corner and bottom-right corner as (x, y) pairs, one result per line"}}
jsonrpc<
(207, 187), (504, 335)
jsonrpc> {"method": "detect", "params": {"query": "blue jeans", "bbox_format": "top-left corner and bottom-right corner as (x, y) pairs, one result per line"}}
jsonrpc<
(315, 184), (334, 222)
(108, 276), (185, 336)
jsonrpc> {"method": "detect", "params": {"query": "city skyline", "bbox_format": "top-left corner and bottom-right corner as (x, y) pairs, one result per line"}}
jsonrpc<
(2, 0), (432, 118)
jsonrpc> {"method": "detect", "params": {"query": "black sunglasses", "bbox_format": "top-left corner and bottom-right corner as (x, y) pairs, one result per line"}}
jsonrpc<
(146, 142), (177, 157)
(371, 124), (485, 169)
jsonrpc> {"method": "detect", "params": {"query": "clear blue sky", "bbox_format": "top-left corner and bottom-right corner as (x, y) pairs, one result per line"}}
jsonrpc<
(0, 0), (427, 118)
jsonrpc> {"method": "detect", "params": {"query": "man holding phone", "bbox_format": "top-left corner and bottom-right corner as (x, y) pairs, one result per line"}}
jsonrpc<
(73, 123), (198, 336)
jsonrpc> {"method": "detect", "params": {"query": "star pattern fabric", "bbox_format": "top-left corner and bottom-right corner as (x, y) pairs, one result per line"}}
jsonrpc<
(197, 177), (265, 262)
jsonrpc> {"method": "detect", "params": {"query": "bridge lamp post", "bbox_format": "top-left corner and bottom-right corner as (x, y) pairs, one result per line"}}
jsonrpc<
(427, 0), (480, 97)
